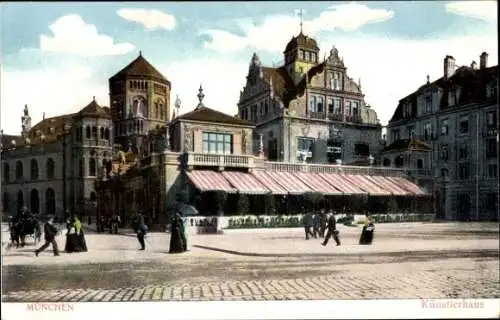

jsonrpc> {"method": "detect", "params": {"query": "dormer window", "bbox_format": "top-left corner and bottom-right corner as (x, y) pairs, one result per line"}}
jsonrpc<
(305, 51), (310, 61)
(448, 88), (459, 106)
(299, 50), (304, 60)
(311, 52), (317, 62)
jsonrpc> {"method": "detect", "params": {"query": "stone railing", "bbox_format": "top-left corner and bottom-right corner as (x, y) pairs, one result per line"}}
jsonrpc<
(258, 161), (406, 177)
(186, 153), (254, 168)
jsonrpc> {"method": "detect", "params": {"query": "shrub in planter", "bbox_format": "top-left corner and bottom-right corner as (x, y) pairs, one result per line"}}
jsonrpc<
(236, 194), (250, 216)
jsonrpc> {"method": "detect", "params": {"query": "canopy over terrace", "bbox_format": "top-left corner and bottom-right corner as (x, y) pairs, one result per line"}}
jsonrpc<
(185, 170), (428, 197)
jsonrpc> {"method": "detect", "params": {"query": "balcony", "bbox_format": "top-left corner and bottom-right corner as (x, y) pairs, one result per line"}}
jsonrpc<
(186, 153), (254, 169)
(483, 127), (498, 137)
(327, 114), (343, 121)
(345, 115), (362, 123)
(309, 112), (326, 120)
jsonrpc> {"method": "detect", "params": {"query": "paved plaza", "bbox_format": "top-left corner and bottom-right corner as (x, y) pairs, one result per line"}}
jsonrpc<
(1, 222), (499, 302)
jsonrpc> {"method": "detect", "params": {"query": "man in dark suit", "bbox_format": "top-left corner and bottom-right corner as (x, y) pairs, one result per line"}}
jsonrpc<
(35, 216), (60, 256)
(322, 211), (341, 246)
(134, 212), (147, 250)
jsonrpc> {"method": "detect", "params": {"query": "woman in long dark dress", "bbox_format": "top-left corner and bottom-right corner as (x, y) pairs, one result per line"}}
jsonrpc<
(359, 214), (375, 245)
(169, 214), (185, 254)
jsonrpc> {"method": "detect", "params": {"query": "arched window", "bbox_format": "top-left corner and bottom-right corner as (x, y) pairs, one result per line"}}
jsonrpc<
(89, 158), (96, 176)
(90, 191), (96, 202)
(46, 158), (55, 179)
(155, 102), (159, 118)
(92, 126), (97, 138)
(30, 159), (39, 180)
(160, 103), (164, 119)
(30, 189), (40, 214)
(78, 159), (84, 177)
(104, 128), (110, 140)
(15, 161), (23, 180)
(86, 126), (91, 139)
(16, 190), (24, 213)
(45, 188), (56, 214)
(395, 156), (404, 168)
(2, 192), (8, 212)
(3, 163), (10, 183)
(100, 127), (105, 139)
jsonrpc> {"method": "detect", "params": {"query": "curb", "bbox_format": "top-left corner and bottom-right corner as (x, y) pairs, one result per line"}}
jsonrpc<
(192, 245), (499, 259)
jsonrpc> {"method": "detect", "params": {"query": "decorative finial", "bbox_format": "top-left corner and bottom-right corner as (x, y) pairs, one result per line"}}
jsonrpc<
(93, 96), (95, 101)
(139, 50), (142, 56)
(358, 77), (362, 90)
(175, 95), (181, 110)
(298, 9), (304, 34)
(197, 85), (205, 105)
(426, 74), (430, 84)
(43, 112), (45, 120)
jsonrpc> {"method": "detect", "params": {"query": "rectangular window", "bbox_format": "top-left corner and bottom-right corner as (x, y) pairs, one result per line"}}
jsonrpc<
(333, 73), (340, 90)
(392, 129), (400, 142)
(407, 126), (415, 139)
(352, 101), (359, 117)
(311, 53), (316, 62)
(345, 100), (352, 116)
(486, 139), (497, 158)
(297, 137), (314, 152)
(309, 95), (317, 114)
(458, 143), (468, 160)
(440, 119), (449, 136)
(440, 145), (449, 160)
(458, 163), (469, 180)
(202, 132), (233, 154)
(488, 164), (498, 178)
(425, 96), (432, 113)
(327, 98), (334, 114)
(299, 50), (304, 60)
(316, 96), (324, 113)
(459, 115), (469, 134)
(305, 51), (310, 61)
(424, 123), (433, 140)
(334, 98), (341, 114)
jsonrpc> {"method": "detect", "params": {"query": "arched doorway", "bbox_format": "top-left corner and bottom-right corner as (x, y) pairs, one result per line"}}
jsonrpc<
(16, 191), (24, 214)
(45, 188), (56, 215)
(30, 189), (40, 214)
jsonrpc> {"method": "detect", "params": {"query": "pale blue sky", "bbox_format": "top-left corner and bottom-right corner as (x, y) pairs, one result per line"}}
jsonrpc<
(1, 1), (498, 134)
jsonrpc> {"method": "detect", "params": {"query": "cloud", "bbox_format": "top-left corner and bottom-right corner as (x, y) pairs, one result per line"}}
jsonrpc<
(1, 64), (108, 135)
(202, 3), (394, 53)
(117, 8), (176, 31)
(40, 14), (135, 56)
(446, 1), (497, 21)
(159, 58), (248, 118)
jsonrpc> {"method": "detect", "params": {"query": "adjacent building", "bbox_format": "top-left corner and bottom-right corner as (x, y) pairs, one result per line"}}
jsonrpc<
(237, 31), (383, 165)
(1, 100), (114, 218)
(383, 52), (498, 221)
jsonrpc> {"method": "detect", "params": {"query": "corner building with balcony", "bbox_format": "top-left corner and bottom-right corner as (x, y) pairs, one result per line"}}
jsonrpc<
(383, 52), (499, 221)
(237, 31), (383, 165)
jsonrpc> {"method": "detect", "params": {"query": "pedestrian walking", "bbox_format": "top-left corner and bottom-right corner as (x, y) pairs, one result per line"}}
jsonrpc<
(312, 210), (321, 238)
(302, 209), (315, 240)
(134, 212), (147, 250)
(359, 213), (375, 245)
(319, 209), (327, 238)
(322, 211), (341, 246)
(35, 216), (60, 256)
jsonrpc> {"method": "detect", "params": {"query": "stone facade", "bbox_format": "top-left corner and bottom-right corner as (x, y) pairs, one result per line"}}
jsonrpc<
(237, 33), (383, 165)
(384, 52), (498, 221)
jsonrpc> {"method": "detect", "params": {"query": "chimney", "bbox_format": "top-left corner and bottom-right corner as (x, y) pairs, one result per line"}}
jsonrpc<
(444, 55), (456, 79)
(480, 52), (488, 69)
(470, 61), (477, 69)
(43, 112), (45, 120)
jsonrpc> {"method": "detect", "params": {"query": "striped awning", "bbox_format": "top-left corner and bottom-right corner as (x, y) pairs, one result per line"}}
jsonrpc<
(294, 172), (343, 195)
(387, 177), (428, 196)
(365, 175), (409, 196)
(251, 171), (288, 195)
(186, 170), (236, 193)
(342, 175), (391, 196)
(221, 171), (270, 195)
(266, 171), (312, 194)
(319, 173), (368, 195)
